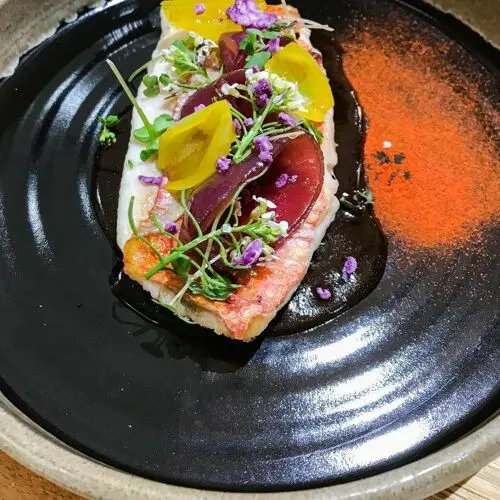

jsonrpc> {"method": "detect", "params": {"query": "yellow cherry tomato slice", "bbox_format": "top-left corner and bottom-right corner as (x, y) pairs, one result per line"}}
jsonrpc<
(158, 100), (236, 191)
(161, 0), (267, 42)
(265, 42), (334, 122)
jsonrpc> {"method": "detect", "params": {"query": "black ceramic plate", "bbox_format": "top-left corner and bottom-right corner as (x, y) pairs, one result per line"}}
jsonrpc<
(0, 0), (499, 493)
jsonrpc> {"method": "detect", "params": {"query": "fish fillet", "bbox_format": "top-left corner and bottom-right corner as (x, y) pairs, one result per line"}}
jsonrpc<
(117, 5), (339, 341)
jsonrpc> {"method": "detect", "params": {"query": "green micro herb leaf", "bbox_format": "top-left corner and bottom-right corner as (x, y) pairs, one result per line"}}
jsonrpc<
(153, 114), (174, 134)
(142, 74), (160, 97)
(168, 40), (202, 74)
(244, 50), (271, 69)
(172, 255), (192, 277)
(240, 31), (258, 54)
(140, 144), (159, 161)
(98, 114), (119, 147)
(133, 114), (173, 149)
(133, 127), (150, 143)
(127, 159), (134, 169)
(189, 274), (235, 301)
(104, 115), (119, 127)
(246, 28), (280, 39)
(159, 73), (171, 86)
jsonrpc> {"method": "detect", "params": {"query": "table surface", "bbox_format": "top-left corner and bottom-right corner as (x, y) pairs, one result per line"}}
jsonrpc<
(1, 451), (499, 499)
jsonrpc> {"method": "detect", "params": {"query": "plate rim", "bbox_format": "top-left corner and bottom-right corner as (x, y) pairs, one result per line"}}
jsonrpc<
(1, 0), (499, 497)
(1, 395), (500, 499)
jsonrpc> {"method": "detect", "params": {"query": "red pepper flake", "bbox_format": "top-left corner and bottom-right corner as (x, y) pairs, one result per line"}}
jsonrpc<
(343, 29), (500, 252)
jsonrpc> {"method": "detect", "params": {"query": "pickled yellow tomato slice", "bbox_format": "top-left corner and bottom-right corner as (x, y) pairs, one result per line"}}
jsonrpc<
(158, 100), (236, 191)
(161, 0), (267, 42)
(265, 42), (334, 122)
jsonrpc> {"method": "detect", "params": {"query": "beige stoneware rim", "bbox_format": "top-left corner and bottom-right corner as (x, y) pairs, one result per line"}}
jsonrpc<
(0, 0), (499, 498)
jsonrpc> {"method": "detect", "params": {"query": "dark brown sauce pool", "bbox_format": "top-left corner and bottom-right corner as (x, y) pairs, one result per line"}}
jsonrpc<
(93, 31), (387, 337)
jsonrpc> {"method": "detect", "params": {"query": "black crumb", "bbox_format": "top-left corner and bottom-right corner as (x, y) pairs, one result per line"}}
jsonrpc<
(387, 171), (399, 186)
(403, 170), (411, 180)
(374, 151), (391, 164)
(394, 152), (406, 164)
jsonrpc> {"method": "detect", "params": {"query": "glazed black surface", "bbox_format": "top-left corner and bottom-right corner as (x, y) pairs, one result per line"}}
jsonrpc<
(0, 0), (499, 492)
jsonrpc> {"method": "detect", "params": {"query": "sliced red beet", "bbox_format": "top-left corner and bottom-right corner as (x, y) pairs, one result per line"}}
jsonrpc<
(180, 138), (291, 243)
(219, 32), (294, 72)
(242, 133), (325, 236)
(219, 32), (248, 73)
(180, 70), (252, 119)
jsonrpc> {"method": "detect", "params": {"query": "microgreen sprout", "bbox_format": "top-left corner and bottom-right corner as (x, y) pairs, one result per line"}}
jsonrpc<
(165, 39), (211, 83)
(127, 170), (288, 321)
(106, 59), (175, 161)
(340, 189), (374, 213)
(142, 74), (160, 97)
(98, 115), (119, 147)
(239, 28), (281, 69)
(225, 73), (322, 163)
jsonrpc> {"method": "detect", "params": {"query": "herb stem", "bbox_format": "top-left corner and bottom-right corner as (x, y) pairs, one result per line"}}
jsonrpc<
(128, 197), (163, 261)
(107, 59), (156, 144)
(232, 97), (274, 163)
(128, 55), (165, 82)
(180, 189), (203, 238)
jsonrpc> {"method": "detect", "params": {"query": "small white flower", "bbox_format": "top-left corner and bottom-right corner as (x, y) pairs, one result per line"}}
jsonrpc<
(269, 219), (289, 235)
(245, 68), (255, 80)
(279, 220), (289, 234)
(221, 223), (232, 234)
(246, 70), (270, 84)
(196, 53), (206, 66)
(252, 195), (277, 209)
(220, 83), (240, 97)
(261, 211), (276, 220)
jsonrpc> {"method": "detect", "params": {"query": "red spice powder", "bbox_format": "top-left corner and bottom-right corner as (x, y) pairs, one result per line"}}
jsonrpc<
(342, 30), (500, 251)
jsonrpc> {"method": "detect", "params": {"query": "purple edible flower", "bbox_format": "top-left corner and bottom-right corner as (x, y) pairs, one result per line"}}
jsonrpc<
(275, 173), (289, 189)
(165, 222), (178, 234)
(244, 117), (254, 127)
(194, 103), (206, 112)
(252, 78), (273, 107)
(138, 175), (163, 186)
(216, 156), (232, 174)
(267, 37), (280, 54)
(254, 135), (273, 164)
(233, 119), (242, 133)
(278, 112), (297, 128)
(194, 3), (206, 14)
(233, 238), (263, 267)
(342, 256), (358, 281)
(289, 174), (298, 183)
(226, 0), (277, 29)
(315, 287), (332, 300)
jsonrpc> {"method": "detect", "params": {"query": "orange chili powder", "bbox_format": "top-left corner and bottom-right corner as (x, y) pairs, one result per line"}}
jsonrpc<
(342, 29), (500, 251)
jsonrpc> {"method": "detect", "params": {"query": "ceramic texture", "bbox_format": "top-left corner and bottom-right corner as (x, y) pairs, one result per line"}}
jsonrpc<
(0, 0), (499, 498)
